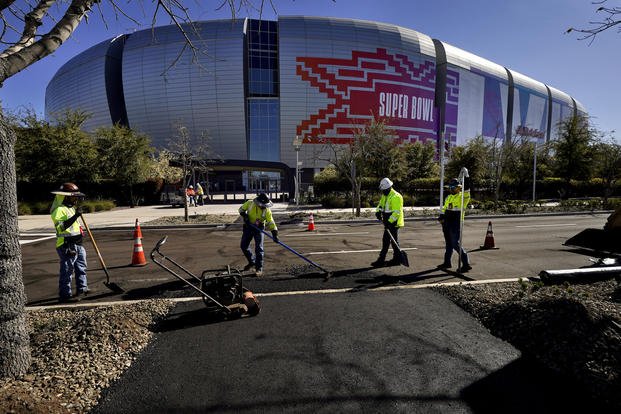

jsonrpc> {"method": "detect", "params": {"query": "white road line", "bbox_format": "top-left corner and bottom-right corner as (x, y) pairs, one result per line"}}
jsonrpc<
(307, 247), (417, 255)
(285, 232), (370, 237)
(19, 236), (56, 245)
(515, 224), (577, 228)
(126, 277), (172, 283)
(25, 277), (524, 311)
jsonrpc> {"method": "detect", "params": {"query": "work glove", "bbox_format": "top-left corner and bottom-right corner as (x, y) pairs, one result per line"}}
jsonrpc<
(375, 211), (382, 221)
(75, 207), (84, 216)
(437, 214), (445, 224)
(257, 221), (265, 230)
(271, 230), (279, 243)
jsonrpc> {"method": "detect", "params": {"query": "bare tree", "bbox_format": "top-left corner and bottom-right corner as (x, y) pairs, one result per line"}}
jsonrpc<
(566, 1), (621, 43)
(316, 119), (401, 216)
(0, 0), (269, 379)
(167, 123), (221, 220)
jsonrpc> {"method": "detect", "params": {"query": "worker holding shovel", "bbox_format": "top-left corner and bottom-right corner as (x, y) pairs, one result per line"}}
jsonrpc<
(437, 168), (472, 273)
(239, 193), (279, 277)
(50, 182), (88, 303)
(371, 178), (405, 267)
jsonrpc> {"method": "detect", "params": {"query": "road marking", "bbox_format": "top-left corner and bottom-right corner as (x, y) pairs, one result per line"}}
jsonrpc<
(307, 247), (417, 255)
(285, 232), (370, 237)
(127, 277), (172, 283)
(19, 235), (56, 245)
(25, 277), (524, 310)
(515, 224), (577, 228)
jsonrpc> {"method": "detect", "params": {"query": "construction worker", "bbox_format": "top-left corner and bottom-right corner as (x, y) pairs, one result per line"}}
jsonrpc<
(195, 182), (205, 205)
(372, 177), (404, 267)
(437, 171), (472, 272)
(50, 182), (88, 303)
(239, 193), (279, 276)
(186, 185), (196, 206)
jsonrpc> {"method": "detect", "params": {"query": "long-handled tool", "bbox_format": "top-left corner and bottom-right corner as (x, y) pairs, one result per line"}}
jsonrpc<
(457, 167), (469, 272)
(247, 222), (333, 279)
(383, 226), (410, 267)
(80, 215), (124, 293)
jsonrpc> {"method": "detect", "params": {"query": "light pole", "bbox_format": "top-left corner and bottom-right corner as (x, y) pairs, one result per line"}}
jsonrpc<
(293, 135), (303, 206)
(532, 138), (538, 202)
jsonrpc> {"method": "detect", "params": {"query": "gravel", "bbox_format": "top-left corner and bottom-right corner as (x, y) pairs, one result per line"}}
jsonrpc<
(0, 300), (175, 414)
(434, 277), (621, 410)
(1, 278), (619, 413)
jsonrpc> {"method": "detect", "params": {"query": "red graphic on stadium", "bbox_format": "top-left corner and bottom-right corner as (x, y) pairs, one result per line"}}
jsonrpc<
(296, 48), (437, 144)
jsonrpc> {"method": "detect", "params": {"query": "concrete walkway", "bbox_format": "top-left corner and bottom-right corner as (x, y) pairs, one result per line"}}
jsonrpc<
(18, 203), (437, 232)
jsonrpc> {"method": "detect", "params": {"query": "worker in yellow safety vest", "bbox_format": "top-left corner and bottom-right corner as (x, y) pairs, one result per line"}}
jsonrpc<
(239, 193), (279, 276)
(371, 177), (404, 267)
(437, 172), (472, 273)
(50, 182), (88, 303)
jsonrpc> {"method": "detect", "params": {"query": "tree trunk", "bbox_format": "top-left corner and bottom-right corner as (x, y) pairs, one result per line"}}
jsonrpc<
(0, 109), (31, 378)
(354, 181), (361, 217)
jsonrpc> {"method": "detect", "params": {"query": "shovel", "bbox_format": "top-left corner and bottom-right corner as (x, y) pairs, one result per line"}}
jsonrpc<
(80, 215), (125, 293)
(247, 222), (333, 279)
(384, 226), (410, 267)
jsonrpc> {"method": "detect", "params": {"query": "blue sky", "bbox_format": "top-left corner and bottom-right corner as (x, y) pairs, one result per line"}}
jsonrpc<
(0, 0), (618, 142)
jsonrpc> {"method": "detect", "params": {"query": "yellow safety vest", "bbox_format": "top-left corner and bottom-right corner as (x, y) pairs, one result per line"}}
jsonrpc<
(376, 188), (404, 227)
(442, 189), (471, 221)
(239, 200), (277, 231)
(51, 196), (82, 248)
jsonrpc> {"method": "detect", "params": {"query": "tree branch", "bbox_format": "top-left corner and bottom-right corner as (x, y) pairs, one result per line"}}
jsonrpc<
(0, 0), (56, 58)
(0, 0), (97, 84)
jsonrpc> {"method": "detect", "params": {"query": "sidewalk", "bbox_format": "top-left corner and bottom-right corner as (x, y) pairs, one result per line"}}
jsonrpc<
(18, 203), (437, 232)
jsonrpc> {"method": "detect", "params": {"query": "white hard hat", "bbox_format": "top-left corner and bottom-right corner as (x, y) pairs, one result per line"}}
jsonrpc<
(189, 185), (193, 188)
(379, 177), (393, 190)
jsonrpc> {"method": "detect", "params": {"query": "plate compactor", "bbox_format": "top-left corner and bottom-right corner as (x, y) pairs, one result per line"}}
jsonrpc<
(150, 236), (260, 318)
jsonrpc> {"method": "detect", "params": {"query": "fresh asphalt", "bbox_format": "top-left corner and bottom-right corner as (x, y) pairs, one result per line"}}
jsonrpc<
(19, 207), (612, 412)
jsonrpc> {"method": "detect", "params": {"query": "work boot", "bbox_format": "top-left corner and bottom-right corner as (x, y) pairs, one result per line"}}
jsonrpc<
(457, 264), (472, 273)
(243, 262), (255, 272)
(370, 258), (385, 268)
(436, 263), (451, 270)
(255, 268), (264, 277)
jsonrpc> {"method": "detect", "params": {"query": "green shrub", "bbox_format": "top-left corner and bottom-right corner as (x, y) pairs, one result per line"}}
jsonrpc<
(320, 194), (347, 208)
(603, 198), (621, 210)
(402, 194), (416, 207)
(17, 199), (115, 215)
(18, 203), (31, 215)
(32, 201), (51, 214)
(90, 200), (116, 212)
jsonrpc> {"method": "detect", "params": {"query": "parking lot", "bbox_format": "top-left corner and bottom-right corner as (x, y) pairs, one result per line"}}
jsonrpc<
(21, 212), (609, 306)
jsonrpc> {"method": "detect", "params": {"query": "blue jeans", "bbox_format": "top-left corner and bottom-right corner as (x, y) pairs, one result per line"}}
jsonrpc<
(442, 220), (469, 266)
(56, 244), (88, 299)
(240, 224), (264, 270)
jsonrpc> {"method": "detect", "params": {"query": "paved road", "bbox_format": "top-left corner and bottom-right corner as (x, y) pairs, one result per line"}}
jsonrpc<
(22, 213), (609, 306)
(20, 210), (610, 412)
(91, 290), (600, 413)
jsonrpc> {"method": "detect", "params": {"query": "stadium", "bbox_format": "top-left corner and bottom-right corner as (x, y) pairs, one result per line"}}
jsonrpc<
(45, 16), (586, 195)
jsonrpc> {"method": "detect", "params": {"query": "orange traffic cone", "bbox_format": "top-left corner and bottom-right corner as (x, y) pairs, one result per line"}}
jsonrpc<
(131, 219), (147, 266)
(133, 218), (143, 238)
(307, 212), (316, 231)
(480, 221), (499, 250)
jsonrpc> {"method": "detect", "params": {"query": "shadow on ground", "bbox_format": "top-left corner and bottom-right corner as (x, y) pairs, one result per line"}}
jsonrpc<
(461, 356), (614, 413)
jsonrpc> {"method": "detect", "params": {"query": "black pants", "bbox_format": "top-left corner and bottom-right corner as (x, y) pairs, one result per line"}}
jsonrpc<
(379, 225), (399, 260)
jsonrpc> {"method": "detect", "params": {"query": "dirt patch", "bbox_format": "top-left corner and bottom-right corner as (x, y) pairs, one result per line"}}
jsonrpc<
(435, 278), (621, 410)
